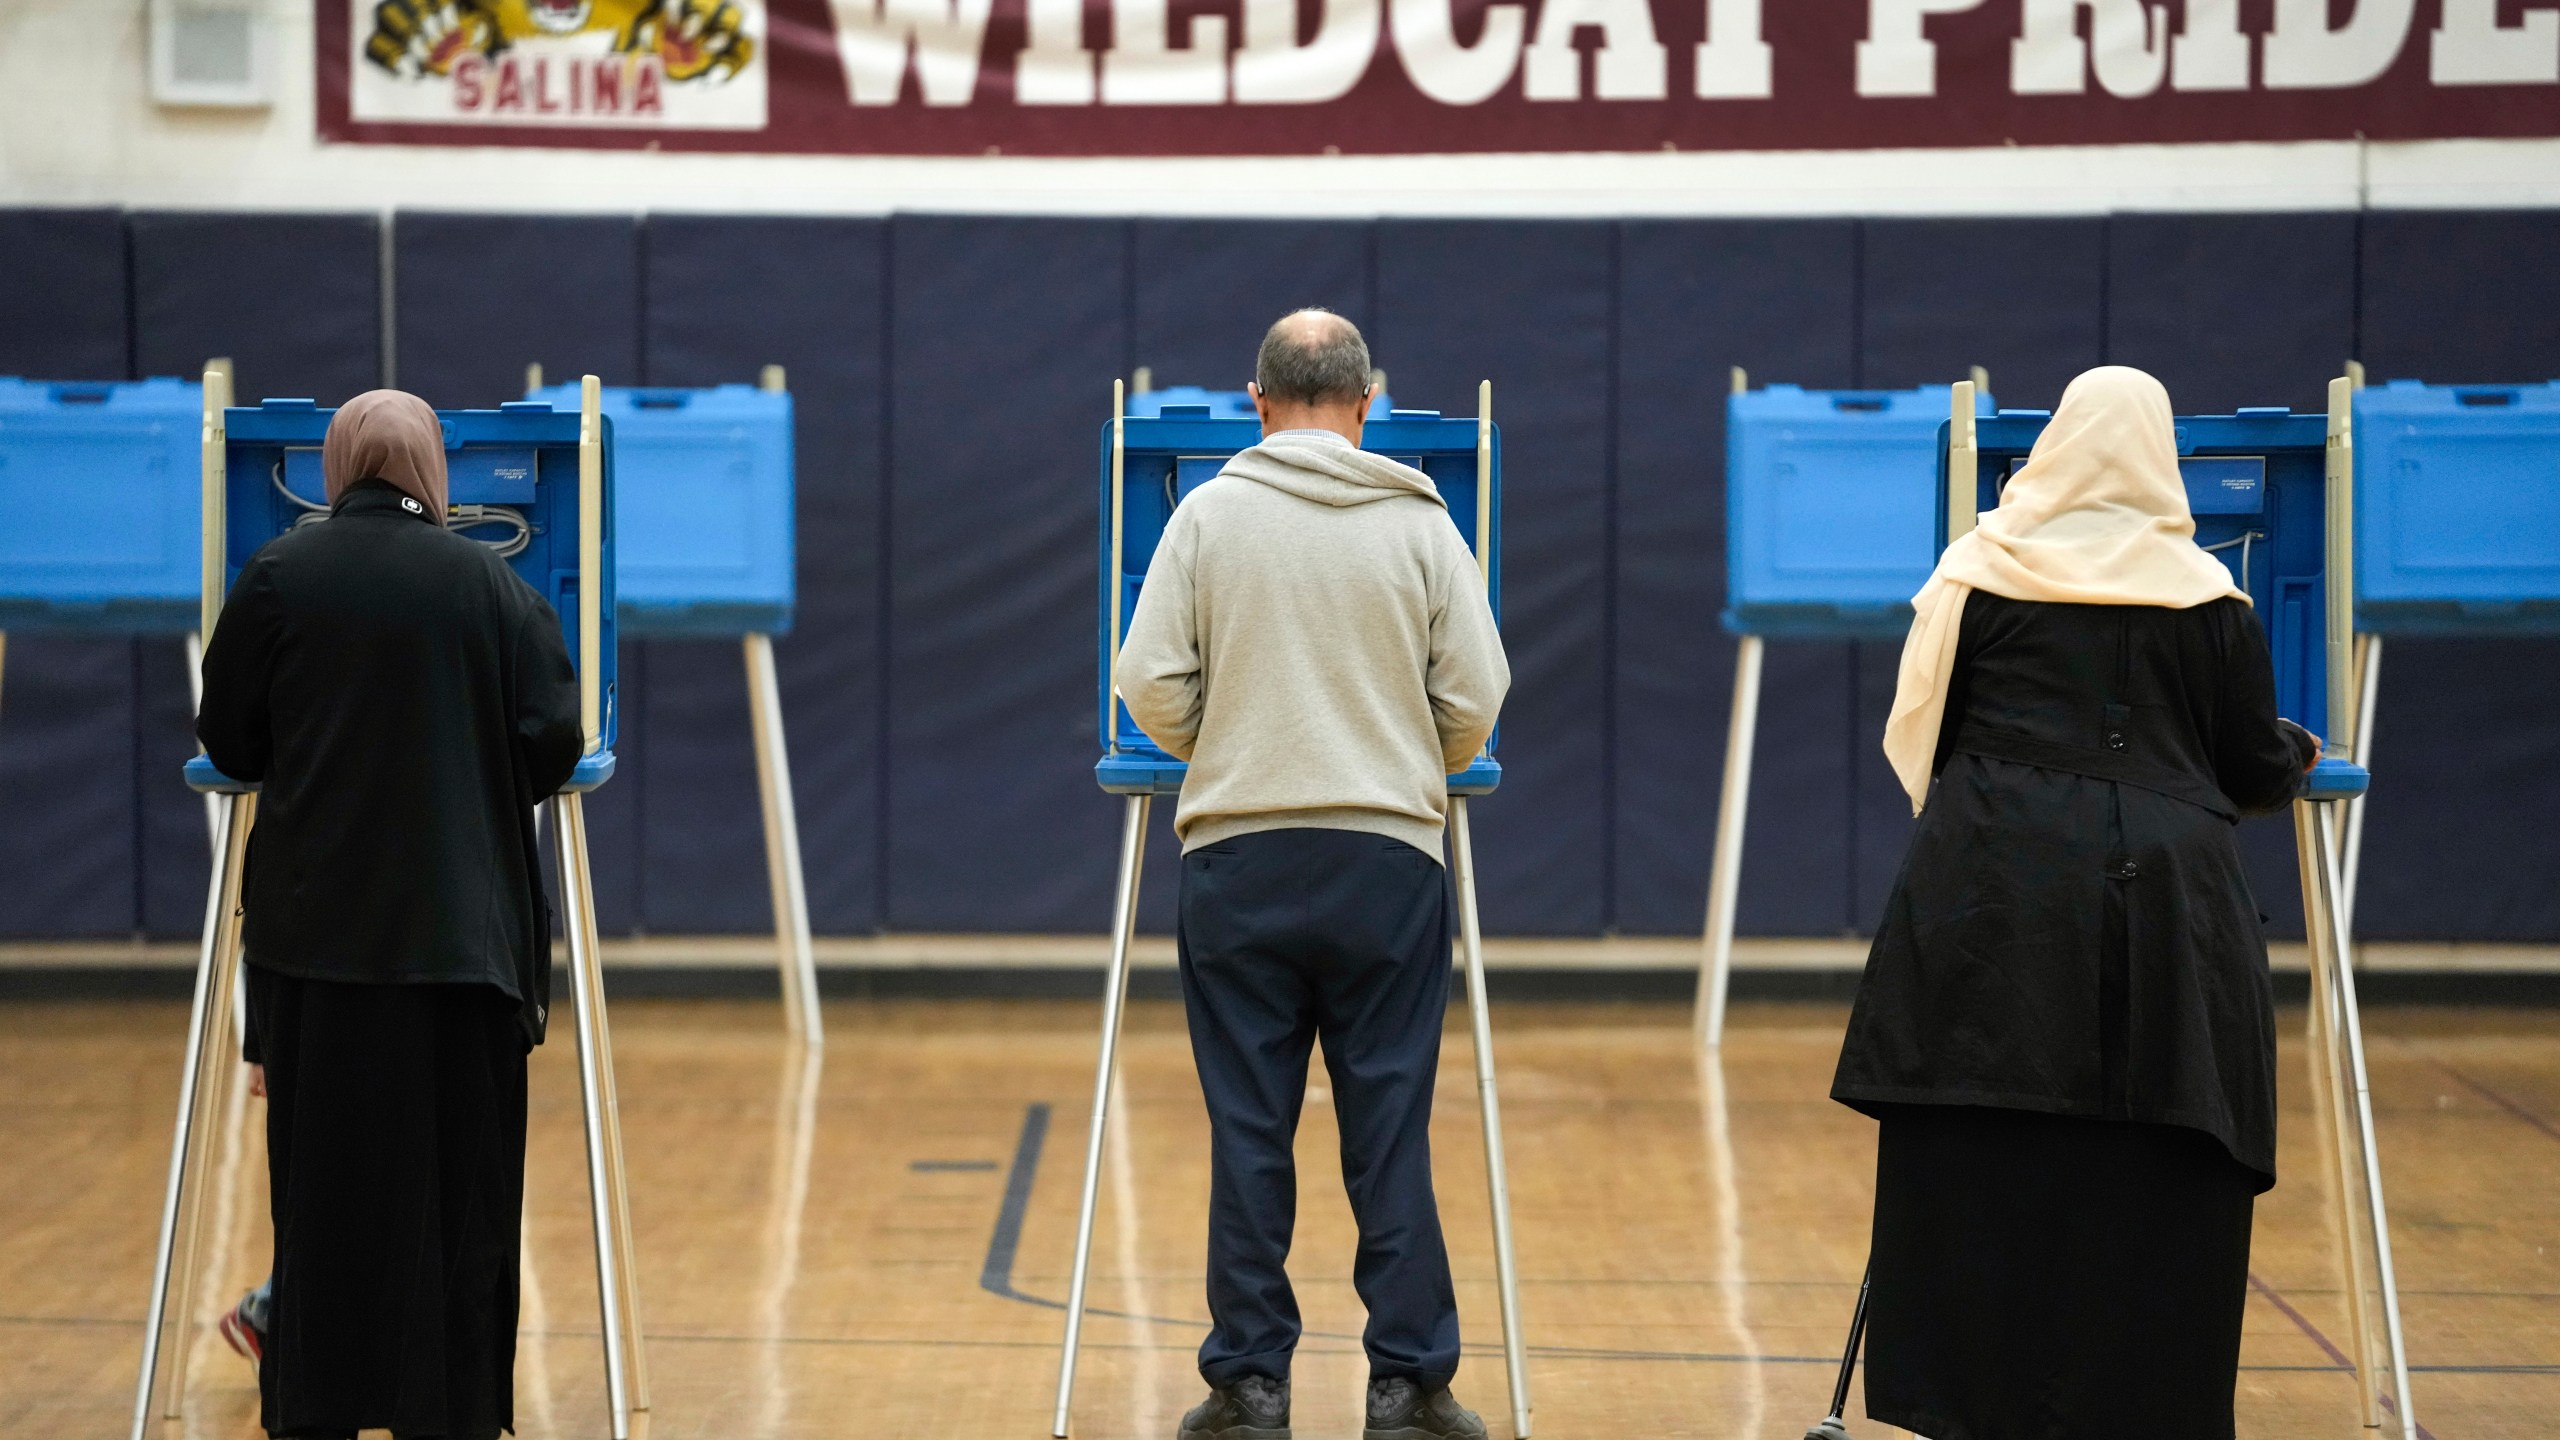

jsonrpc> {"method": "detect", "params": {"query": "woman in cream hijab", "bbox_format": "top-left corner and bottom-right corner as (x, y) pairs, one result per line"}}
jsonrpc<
(1830, 367), (2318, 1440)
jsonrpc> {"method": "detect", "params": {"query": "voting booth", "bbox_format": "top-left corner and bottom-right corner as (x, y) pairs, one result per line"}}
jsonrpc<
(0, 376), (203, 634)
(2336, 378), (2560, 954)
(531, 370), (820, 1044)
(1695, 373), (1994, 1045)
(1934, 378), (2417, 1438)
(0, 375), (225, 848)
(135, 374), (651, 1440)
(1056, 383), (1531, 1440)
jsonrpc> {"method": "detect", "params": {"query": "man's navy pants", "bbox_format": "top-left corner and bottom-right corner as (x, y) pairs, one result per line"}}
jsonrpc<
(1177, 826), (1461, 1391)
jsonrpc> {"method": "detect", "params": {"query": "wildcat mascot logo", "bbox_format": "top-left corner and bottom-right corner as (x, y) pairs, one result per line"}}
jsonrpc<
(350, 0), (767, 129)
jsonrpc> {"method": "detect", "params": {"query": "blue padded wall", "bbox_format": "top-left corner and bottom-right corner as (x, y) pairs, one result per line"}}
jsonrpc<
(1375, 221), (1615, 935)
(131, 212), (381, 406)
(5, 205), (2554, 945)
(1612, 220), (1861, 937)
(0, 210), (138, 936)
(2103, 212), (2360, 939)
(0, 210), (135, 940)
(641, 215), (888, 935)
(1851, 218), (2108, 932)
(2353, 210), (2560, 941)
(885, 217), (1130, 931)
(0, 209), (131, 378)
(129, 211), (386, 934)
(1127, 219), (1375, 933)
(394, 213), (646, 930)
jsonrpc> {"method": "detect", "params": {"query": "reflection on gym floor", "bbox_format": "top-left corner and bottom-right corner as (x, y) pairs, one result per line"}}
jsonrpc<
(9, 997), (2558, 1438)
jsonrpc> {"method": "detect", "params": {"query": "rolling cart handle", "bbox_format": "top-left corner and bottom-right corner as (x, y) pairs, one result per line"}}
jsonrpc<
(579, 374), (603, 754)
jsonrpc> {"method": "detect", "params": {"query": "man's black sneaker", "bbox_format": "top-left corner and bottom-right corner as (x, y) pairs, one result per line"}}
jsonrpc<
(1178, 1374), (1291, 1440)
(1363, 1379), (1486, 1440)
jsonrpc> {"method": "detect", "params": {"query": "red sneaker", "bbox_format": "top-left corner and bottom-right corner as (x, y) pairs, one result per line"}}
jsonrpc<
(217, 1291), (265, 1364)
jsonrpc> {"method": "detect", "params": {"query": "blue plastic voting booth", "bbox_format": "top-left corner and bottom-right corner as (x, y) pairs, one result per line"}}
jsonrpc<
(1055, 382), (1533, 1440)
(1697, 374), (1997, 1048)
(0, 375), (227, 863)
(0, 376), (204, 633)
(137, 376), (650, 1440)
(530, 374), (819, 1044)
(2356, 378), (2560, 636)
(2338, 378), (2560, 1004)
(1936, 379), (2417, 1438)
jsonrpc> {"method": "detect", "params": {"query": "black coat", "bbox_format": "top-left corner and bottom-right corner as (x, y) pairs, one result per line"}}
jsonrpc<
(1831, 594), (2318, 1186)
(199, 482), (584, 1046)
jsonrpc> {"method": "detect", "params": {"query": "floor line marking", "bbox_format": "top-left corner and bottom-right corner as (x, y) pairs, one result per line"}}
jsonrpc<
(979, 1102), (1052, 1302)
(2418, 1047), (2560, 1147)
(2250, 1272), (2436, 1439)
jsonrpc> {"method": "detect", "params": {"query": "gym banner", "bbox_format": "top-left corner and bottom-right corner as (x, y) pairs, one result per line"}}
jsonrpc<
(319, 1), (2560, 155)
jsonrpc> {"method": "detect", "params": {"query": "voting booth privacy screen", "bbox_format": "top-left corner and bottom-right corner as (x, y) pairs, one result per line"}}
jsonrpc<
(1726, 384), (1992, 639)
(0, 377), (203, 632)
(195, 396), (619, 790)
(2356, 379), (2560, 636)
(530, 381), (794, 637)
(1098, 403), (1501, 796)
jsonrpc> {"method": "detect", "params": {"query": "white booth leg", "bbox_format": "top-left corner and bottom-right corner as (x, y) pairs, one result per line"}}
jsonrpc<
(1696, 635), (1763, 1048)
(2313, 800), (2420, 1435)
(566, 793), (652, 1412)
(161, 891), (250, 1420)
(2340, 633), (2382, 940)
(745, 633), (823, 1047)
(1053, 793), (1152, 1438)
(554, 794), (636, 1440)
(1450, 797), (1534, 1439)
(2297, 800), (2384, 1426)
(131, 791), (250, 1440)
(2297, 798), (2420, 1435)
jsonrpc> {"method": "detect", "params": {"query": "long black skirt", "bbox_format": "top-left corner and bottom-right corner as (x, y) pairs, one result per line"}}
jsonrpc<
(1863, 1103), (2257, 1440)
(249, 965), (528, 1440)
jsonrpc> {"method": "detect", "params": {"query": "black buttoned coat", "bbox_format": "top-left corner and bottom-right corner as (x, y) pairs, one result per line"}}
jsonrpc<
(1831, 593), (2318, 1187)
(197, 482), (584, 1047)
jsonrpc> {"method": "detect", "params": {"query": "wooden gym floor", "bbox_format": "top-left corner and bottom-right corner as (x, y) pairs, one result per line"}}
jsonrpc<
(5, 995), (2556, 1438)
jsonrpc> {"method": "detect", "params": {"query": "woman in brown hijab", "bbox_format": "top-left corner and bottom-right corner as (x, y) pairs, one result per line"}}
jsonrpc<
(200, 389), (583, 1440)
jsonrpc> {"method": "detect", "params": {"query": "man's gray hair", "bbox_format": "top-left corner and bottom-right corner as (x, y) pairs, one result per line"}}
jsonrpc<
(1254, 310), (1373, 406)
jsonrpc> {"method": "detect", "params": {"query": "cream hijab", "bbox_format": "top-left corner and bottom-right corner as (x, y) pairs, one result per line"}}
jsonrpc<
(1882, 365), (2248, 813)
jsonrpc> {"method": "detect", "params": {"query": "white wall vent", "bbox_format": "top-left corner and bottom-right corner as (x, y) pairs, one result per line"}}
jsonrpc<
(150, 0), (274, 109)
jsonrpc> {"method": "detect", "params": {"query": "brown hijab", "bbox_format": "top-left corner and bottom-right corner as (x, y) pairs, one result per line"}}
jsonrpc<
(323, 389), (449, 526)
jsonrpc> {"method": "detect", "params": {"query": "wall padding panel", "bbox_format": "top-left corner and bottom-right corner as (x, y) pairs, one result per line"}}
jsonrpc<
(884, 216), (1131, 931)
(2353, 210), (2560, 941)
(1611, 220), (1862, 936)
(395, 213), (646, 929)
(0, 209), (131, 378)
(128, 211), (388, 932)
(2101, 211), (2362, 940)
(1375, 221), (1614, 934)
(1850, 217), (2109, 933)
(1126, 220), (1376, 932)
(0, 210), (139, 935)
(641, 215), (888, 934)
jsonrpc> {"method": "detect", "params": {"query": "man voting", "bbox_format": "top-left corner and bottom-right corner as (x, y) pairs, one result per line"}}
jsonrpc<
(1113, 311), (1510, 1440)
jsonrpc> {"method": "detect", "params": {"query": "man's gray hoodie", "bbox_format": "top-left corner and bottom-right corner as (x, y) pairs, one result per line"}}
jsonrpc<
(1113, 428), (1510, 860)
